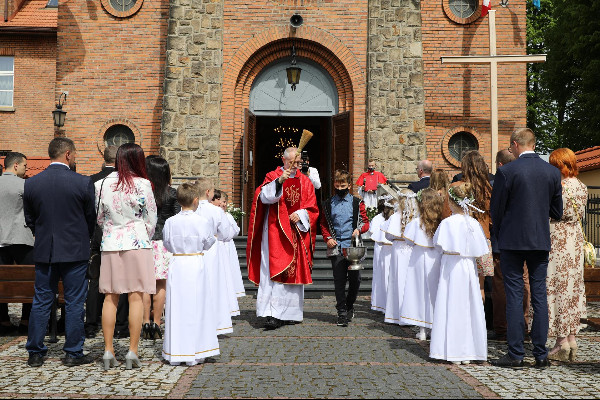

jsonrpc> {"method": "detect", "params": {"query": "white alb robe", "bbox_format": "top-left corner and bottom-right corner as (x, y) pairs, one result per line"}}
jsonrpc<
(162, 210), (219, 365)
(256, 177), (310, 322)
(382, 212), (413, 325)
(429, 214), (489, 362)
(369, 213), (393, 313)
(196, 200), (235, 334)
(225, 212), (245, 297)
(358, 187), (377, 209)
(399, 217), (442, 328)
(216, 218), (240, 317)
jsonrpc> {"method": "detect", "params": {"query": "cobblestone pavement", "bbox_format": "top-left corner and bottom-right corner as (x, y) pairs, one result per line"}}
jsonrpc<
(0, 297), (598, 398)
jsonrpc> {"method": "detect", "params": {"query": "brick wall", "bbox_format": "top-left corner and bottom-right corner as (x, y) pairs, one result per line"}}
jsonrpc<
(0, 34), (56, 158)
(56, 0), (169, 175)
(421, 0), (527, 176)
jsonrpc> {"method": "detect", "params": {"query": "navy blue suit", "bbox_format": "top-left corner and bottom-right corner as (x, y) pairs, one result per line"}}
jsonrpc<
(407, 176), (430, 193)
(23, 163), (96, 358)
(490, 152), (563, 361)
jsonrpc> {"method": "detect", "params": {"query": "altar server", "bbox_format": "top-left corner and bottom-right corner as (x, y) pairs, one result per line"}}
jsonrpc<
(430, 182), (489, 364)
(162, 183), (218, 365)
(399, 188), (444, 340)
(221, 192), (246, 298)
(370, 198), (394, 313)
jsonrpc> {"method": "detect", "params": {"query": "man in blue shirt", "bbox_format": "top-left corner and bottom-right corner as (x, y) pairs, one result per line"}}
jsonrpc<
(320, 170), (370, 327)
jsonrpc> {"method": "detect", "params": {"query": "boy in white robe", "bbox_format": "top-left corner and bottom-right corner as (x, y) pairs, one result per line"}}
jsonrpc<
(162, 183), (218, 365)
(221, 192), (245, 298)
(430, 182), (489, 364)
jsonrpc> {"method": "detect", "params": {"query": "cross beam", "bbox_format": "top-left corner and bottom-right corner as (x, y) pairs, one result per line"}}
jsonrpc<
(440, 9), (546, 173)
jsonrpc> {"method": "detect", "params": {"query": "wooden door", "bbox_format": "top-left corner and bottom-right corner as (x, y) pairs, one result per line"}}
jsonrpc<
(242, 109), (256, 233)
(331, 110), (353, 175)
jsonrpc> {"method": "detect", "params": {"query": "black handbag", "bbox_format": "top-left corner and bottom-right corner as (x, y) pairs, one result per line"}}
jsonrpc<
(87, 178), (106, 280)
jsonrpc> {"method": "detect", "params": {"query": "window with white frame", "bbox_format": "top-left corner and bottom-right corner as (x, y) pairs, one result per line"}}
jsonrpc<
(0, 57), (14, 108)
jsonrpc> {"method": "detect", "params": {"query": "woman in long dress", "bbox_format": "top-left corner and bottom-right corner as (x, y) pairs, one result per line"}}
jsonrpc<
(546, 148), (588, 362)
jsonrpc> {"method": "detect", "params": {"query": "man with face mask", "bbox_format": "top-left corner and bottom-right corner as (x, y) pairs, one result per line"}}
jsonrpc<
(320, 170), (370, 327)
(356, 159), (387, 209)
(247, 147), (319, 330)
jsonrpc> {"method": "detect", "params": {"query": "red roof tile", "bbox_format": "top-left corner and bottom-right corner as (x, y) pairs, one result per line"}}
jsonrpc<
(576, 146), (600, 172)
(0, 0), (57, 30)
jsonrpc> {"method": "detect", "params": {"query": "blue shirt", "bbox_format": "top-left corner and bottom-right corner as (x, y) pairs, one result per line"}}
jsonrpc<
(331, 193), (353, 249)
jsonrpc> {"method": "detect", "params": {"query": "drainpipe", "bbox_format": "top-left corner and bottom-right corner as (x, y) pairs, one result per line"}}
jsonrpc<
(4, 0), (8, 22)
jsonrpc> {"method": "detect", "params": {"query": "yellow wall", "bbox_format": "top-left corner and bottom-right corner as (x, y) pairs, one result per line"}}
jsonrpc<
(579, 170), (600, 195)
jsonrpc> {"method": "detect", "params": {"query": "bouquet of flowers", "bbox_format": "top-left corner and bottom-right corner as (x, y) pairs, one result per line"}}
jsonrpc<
(227, 202), (246, 223)
(366, 206), (379, 221)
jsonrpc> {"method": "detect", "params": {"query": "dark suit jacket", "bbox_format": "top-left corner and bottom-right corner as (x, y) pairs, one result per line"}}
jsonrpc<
(23, 164), (96, 263)
(408, 176), (430, 193)
(90, 165), (115, 183)
(490, 153), (563, 253)
(89, 166), (115, 250)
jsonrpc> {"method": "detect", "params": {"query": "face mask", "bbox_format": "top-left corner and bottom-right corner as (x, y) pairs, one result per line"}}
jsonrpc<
(335, 188), (349, 197)
(368, 167), (374, 172)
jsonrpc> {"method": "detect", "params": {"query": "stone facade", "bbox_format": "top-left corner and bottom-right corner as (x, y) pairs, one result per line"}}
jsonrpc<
(161, 0), (224, 179)
(367, 0), (426, 181)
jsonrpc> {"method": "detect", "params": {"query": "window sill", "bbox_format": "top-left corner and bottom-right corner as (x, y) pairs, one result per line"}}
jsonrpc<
(0, 106), (15, 112)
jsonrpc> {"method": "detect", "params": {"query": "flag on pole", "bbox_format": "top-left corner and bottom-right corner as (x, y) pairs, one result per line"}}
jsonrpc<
(533, 0), (541, 9)
(482, 0), (491, 17)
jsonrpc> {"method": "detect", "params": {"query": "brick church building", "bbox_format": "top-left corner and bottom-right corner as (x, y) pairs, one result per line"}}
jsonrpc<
(0, 0), (527, 228)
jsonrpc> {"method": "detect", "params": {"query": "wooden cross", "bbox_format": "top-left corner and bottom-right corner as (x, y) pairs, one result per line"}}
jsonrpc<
(441, 9), (546, 173)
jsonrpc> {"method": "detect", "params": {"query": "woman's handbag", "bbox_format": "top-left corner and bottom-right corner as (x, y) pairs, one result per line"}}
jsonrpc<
(87, 178), (106, 280)
(569, 188), (596, 268)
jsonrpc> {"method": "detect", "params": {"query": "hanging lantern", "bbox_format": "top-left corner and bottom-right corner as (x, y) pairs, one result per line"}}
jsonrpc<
(286, 44), (301, 91)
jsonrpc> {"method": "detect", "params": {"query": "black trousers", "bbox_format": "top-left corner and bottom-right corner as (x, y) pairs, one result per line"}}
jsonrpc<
(0, 245), (33, 322)
(330, 254), (361, 315)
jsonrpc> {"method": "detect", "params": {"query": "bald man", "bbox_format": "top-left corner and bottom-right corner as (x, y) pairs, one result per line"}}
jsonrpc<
(408, 160), (432, 193)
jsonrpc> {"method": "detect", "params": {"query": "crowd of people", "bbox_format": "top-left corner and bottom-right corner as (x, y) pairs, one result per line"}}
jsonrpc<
(0, 126), (589, 371)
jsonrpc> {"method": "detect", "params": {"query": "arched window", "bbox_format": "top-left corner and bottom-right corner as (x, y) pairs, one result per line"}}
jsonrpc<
(448, 131), (479, 162)
(104, 124), (135, 147)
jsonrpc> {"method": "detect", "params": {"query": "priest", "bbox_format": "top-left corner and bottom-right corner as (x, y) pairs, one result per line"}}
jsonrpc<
(247, 147), (319, 330)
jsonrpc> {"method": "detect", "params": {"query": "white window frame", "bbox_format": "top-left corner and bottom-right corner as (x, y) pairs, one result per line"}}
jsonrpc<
(0, 56), (14, 108)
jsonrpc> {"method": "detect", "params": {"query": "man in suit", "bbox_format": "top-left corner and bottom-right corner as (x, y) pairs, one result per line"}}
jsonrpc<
(0, 152), (35, 335)
(490, 128), (563, 369)
(84, 145), (129, 339)
(23, 138), (96, 367)
(407, 160), (432, 193)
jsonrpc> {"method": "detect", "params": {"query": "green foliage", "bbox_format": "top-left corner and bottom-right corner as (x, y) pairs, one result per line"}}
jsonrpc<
(528, 0), (600, 152)
(366, 207), (379, 221)
(226, 202), (246, 223)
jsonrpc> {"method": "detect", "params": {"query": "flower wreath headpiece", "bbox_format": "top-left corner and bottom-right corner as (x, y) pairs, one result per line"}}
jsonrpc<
(448, 186), (484, 215)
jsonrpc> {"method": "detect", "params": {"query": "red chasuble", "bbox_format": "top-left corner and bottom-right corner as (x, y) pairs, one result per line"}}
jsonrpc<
(246, 168), (319, 286)
(356, 171), (387, 192)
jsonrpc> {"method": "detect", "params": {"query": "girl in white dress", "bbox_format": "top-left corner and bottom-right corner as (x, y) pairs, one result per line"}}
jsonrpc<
(430, 182), (489, 364)
(370, 199), (394, 313)
(382, 189), (418, 325)
(162, 183), (219, 366)
(400, 188), (444, 340)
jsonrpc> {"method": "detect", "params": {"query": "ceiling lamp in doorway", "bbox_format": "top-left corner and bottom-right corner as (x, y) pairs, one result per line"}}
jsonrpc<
(286, 44), (302, 91)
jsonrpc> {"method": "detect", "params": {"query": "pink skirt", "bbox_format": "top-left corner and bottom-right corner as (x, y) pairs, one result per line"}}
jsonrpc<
(99, 249), (156, 294)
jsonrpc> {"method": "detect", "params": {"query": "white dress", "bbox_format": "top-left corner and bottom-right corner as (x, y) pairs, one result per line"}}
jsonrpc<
(256, 177), (311, 322)
(369, 213), (393, 313)
(399, 218), (442, 328)
(162, 210), (218, 365)
(196, 200), (235, 334)
(382, 212), (413, 325)
(225, 213), (246, 297)
(429, 214), (489, 362)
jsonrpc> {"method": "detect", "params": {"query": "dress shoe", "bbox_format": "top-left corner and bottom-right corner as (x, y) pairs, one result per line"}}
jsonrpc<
(337, 315), (348, 327)
(548, 343), (570, 362)
(125, 351), (142, 369)
(63, 354), (94, 367)
(347, 308), (355, 322)
(487, 331), (506, 341)
(490, 353), (525, 369)
(85, 328), (98, 339)
(142, 323), (151, 340)
(264, 316), (284, 330)
(568, 341), (578, 362)
(113, 329), (130, 339)
(151, 322), (162, 340)
(27, 353), (45, 367)
(102, 351), (118, 370)
(534, 357), (550, 369)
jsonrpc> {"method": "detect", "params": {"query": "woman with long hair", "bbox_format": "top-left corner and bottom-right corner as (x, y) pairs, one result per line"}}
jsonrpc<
(547, 148), (588, 362)
(429, 169), (451, 218)
(96, 143), (157, 370)
(142, 155), (180, 340)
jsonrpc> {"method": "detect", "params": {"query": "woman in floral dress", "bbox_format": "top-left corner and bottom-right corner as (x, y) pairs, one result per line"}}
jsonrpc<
(547, 148), (588, 362)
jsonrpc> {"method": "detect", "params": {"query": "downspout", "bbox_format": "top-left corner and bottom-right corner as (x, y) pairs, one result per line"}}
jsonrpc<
(4, 0), (8, 22)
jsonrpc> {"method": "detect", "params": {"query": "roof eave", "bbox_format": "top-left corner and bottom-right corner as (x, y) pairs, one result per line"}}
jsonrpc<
(0, 26), (57, 34)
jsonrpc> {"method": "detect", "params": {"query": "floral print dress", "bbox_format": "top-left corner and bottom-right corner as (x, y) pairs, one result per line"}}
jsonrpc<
(547, 177), (588, 337)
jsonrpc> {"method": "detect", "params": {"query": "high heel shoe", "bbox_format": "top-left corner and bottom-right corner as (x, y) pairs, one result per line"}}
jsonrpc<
(548, 342), (570, 362)
(102, 351), (118, 371)
(125, 351), (142, 370)
(142, 323), (151, 340)
(568, 341), (578, 362)
(151, 322), (162, 340)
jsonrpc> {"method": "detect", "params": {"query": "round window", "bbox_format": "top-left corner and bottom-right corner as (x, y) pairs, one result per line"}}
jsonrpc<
(101, 0), (143, 18)
(449, 0), (478, 19)
(448, 131), (479, 162)
(104, 124), (135, 147)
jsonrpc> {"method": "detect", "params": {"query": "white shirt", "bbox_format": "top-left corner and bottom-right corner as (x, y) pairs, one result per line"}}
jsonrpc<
(519, 150), (536, 157)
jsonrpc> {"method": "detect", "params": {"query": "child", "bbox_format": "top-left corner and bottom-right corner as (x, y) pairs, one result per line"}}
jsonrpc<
(399, 188), (444, 340)
(370, 197), (394, 313)
(221, 191), (246, 298)
(195, 178), (234, 335)
(430, 182), (489, 364)
(382, 189), (418, 325)
(162, 183), (218, 366)
(320, 170), (370, 327)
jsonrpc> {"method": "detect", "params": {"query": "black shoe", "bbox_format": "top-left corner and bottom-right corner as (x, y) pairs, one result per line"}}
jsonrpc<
(487, 331), (506, 341)
(151, 322), (162, 340)
(85, 328), (97, 339)
(534, 357), (550, 369)
(0, 324), (17, 336)
(490, 353), (525, 369)
(347, 308), (355, 322)
(337, 315), (348, 327)
(27, 353), (45, 367)
(62, 354), (94, 367)
(264, 317), (284, 330)
(142, 323), (151, 340)
(113, 329), (130, 339)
